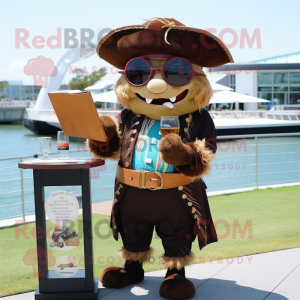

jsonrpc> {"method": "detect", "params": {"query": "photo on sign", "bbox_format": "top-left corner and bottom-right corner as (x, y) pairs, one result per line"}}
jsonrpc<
(48, 226), (80, 252)
(54, 256), (79, 277)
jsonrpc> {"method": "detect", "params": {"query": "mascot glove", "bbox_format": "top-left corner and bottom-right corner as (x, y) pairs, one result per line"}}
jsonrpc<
(159, 133), (197, 167)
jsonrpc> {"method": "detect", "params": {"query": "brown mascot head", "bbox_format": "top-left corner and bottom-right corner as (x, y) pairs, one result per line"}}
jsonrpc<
(97, 18), (233, 120)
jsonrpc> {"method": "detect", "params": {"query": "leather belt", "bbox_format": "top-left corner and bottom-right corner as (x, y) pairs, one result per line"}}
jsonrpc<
(116, 166), (192, 190)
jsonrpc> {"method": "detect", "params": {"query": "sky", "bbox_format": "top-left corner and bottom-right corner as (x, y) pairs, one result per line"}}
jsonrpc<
(0, 0), (299, 85)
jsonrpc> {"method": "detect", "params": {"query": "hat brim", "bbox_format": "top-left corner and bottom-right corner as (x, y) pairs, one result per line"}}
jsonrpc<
(97, 24), (234, 69)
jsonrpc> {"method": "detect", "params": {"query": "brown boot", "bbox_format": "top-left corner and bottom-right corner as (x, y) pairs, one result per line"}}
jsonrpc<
(159, 267), (195, 300)
(100, 260), (144, 288)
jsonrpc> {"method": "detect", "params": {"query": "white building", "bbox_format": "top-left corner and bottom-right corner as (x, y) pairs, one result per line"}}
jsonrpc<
(209, 51), (300, 110)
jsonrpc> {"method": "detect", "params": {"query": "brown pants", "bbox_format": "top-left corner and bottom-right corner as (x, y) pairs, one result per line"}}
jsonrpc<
(118, 185), (196, 257)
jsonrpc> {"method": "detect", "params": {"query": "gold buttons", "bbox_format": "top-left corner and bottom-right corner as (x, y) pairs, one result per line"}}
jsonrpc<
(182, 194), (187, 199)
(178, 186), (183, 191)
(184, 128), (189, 133)
(113, 198), (118, 203)
(132, 129), (137, 134)
(188, 202), (192, 206)
(131, 137), (134, 142)
(186, 118), (190, 122)
(192, 207), (196, 213)
(137, 114), (141, 117)
(116, 191), (120, 195)
(120, 184), (123, 188)
(125, 162), (129, 167)
(135, 121), (140, 125)
(127, 148), (131, 153)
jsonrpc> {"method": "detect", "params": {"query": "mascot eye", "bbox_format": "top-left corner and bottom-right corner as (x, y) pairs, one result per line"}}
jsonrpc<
(163, 59), (192, 86)
(126, 59), (151, 86)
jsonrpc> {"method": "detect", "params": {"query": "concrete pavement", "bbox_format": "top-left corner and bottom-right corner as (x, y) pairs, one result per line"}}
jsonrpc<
(3, 247), (300, 300)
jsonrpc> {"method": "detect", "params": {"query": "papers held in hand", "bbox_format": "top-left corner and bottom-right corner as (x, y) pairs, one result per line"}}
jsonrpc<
(48, 90), (107, 142)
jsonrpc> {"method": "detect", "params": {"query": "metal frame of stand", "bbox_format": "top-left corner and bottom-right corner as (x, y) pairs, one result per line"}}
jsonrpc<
(18, 159), (104, 300)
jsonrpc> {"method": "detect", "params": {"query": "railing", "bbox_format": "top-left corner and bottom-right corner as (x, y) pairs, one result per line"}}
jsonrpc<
(209, 110), (300, 121)
(25, 108), (121, 123)
(207, 132), (300, 192)
(272, 105), (300, 111)
(210, 110), (268, 119)
(24, 108), (300, 124)
(0, 101), (32, 108)
(0, 133), (300, 222)
(0, 150), (117, 221)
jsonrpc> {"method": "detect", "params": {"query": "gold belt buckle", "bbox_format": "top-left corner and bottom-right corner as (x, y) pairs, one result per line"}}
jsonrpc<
(149, 172), (164, 191)
(139, 171), (146, 189)
(139, 171), (163, 190)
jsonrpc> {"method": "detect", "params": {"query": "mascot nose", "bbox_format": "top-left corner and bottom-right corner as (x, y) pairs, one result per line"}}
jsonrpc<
(147, 79), (168, 93)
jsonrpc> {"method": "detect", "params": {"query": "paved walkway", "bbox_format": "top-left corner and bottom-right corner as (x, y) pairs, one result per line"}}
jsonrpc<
(92, 201), (113, 216)
(0, 201), (113, 228)
(4, 247), (300, 300)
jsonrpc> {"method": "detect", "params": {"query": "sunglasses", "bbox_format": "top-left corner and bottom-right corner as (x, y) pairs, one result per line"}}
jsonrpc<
(118, 56), (206, 87)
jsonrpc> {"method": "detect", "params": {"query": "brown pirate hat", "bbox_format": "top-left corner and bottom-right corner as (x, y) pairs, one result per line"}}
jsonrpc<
(96, 18), (234, 70)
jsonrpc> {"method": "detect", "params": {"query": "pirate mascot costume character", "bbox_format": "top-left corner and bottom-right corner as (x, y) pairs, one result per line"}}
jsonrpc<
(87, 18), (233, 300)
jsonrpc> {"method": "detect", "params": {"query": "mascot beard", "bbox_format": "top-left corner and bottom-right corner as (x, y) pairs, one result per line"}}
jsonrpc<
(87, 18), (233, 300)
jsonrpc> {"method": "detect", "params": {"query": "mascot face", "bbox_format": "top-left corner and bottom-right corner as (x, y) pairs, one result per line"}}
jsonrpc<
(115, 58), (212, 120)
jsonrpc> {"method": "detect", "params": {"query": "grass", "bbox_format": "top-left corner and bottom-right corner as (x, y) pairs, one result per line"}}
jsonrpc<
(0, 185), (300, 296)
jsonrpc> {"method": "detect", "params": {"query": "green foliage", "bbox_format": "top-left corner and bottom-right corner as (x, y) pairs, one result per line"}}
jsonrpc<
(95, 101), (105, 109)
(68, 68), (107, 90)
(0, 81), (8, 90)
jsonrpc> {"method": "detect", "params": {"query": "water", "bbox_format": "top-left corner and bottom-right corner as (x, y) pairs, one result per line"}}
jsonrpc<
(57, 148), (69, 159)
(0, 124), (300, 220)
(0, 124), (116, 220)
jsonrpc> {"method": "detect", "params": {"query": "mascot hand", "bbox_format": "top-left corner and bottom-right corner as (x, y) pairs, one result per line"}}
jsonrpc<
(87, 116), (120, 159)
(159, 133), (195, 166)
(89, 115), (117, 145)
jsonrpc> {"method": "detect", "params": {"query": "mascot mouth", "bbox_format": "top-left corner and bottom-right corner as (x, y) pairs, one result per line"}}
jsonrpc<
(136, 89), (189, 109)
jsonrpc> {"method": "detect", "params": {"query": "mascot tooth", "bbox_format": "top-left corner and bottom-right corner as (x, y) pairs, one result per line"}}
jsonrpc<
(87, 18), (233, 300)
(163, 102), (173, 108)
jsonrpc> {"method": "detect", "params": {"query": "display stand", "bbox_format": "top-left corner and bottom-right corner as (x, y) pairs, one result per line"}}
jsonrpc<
(18, 158), (104, 300)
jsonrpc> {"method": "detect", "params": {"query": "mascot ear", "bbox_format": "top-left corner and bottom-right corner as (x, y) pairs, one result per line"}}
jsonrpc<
(115, 77), (130, 107)
(194, 77), (213, 110)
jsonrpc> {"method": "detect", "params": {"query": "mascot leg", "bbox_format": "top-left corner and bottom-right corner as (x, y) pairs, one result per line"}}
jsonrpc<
(100, 186), (196, 300)
(100, 186), (155, 288)
(100, 259), (145, 288)
(100, 247), (154, 288)
(159, 250), (196, 300)
(156, 196), (196, 300)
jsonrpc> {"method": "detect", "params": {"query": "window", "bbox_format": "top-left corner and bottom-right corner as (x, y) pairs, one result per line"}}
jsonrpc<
(258, 93), (272, 100)
(290, 72), (300, 92)
(273, 72), (288, 85)
(290, 93), (300, 104)
(257, 71), (300, 106)
(258, 72), (272, 85)
(273, 93), (287, 105)
(229, 75), (235, 91)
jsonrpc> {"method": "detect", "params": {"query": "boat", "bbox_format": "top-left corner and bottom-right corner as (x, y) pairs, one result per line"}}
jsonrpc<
(24, 89), (300, 137)
(23, 90), (121, 135)
(0, 100), (32, 124)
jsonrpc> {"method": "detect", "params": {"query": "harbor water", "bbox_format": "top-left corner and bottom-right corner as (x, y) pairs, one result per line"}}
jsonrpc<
(0, 124), (300, 220)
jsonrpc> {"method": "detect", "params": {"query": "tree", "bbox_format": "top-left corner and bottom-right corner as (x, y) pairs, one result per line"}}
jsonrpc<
(68, 68), (107, 90)
(0, 81), (8, 98)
